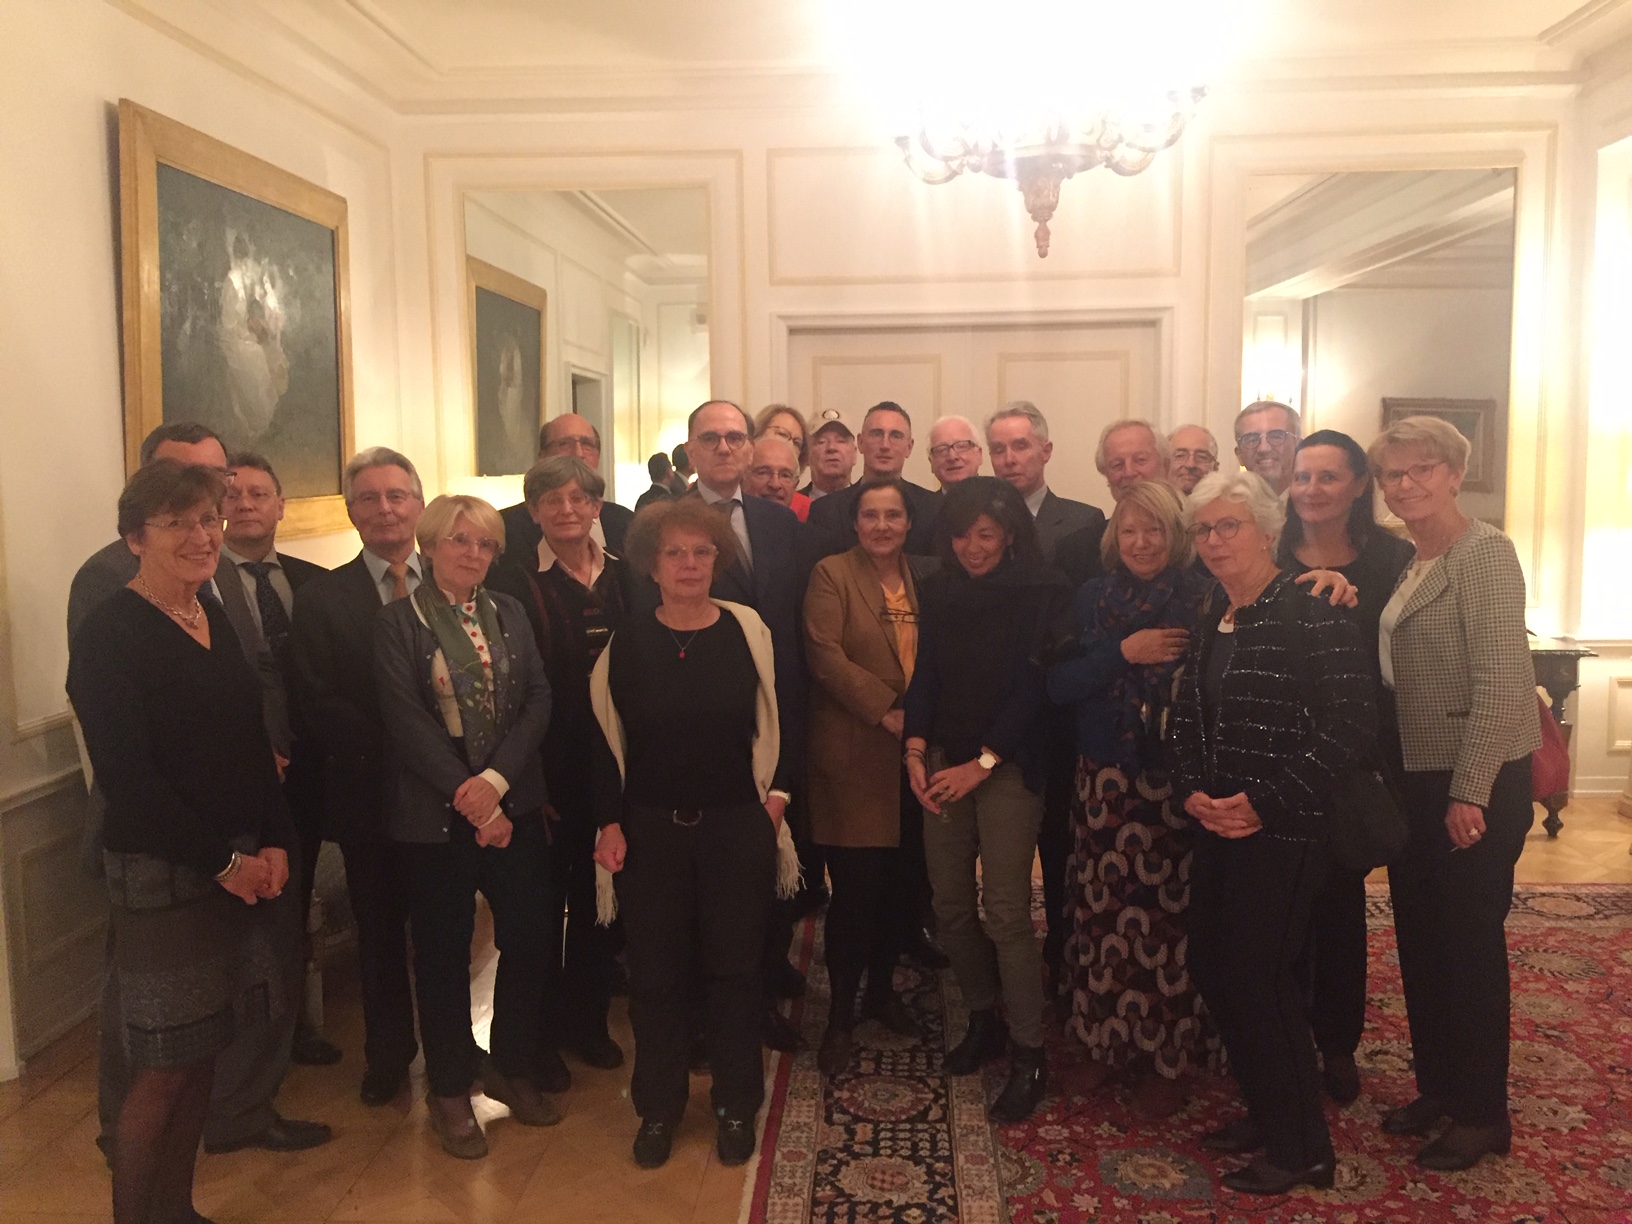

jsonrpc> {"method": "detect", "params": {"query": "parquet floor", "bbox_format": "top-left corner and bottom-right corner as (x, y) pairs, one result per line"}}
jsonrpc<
(3, 795), (1628, 1223)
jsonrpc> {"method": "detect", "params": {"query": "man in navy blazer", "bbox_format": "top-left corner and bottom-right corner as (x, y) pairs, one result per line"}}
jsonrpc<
(805, 402), (942, 557)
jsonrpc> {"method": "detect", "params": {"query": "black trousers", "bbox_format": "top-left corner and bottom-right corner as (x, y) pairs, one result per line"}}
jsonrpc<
(1190, 831), (1332, 1171)
(620, 803), (775, 1123)
(1039, 704), (1077, 972)
(1390, 755), (1532, 1126)
(539, 806), (614, 1047)
(397, 814), (552, 1098)
(339, 833), (418, 1080)
(821, 845), (902, 1009)
(892, 771), (933, 947)
(1306, 865), (1368, 1059)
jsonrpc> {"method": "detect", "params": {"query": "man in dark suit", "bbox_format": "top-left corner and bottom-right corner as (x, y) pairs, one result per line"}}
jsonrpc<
(986, 401), (1108, 1000)
(290, 447), (428, 1107)
(805, 402), (942, 557)
(684, 400), (811, 1051)
(500, 414), (635, 567)
(799, 409), (858, 502)
(635, 452), (677, 510)
(219, 451), (335, 1072)
(69, 422), (332, 1162)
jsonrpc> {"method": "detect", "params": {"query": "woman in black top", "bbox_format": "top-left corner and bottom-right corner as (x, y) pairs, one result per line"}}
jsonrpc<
(1279, 430), (1415, 1105)
(1169, 470), (1377, 1196)
(591, 498), (794, 1172)
(68, 461), (294, 1224)
(902, 477), (1068, 1124)
(490, 455), (634, 1079)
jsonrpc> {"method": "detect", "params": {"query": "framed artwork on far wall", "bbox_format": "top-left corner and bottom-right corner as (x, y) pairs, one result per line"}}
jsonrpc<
(118, 99), (354, 537)
(1380, 397), (1501, 494)
(467, 257), (547, 477)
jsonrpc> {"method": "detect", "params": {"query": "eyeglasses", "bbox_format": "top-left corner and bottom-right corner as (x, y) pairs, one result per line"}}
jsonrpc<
(144, 514), (224, 535)
(443, 532), (501, 557)
(928, 439), (980, 460)
(749, 465), (797, 483)
(1170, 448), (1215, 465)
(761, 424), (804, 449)
(1236, 429), (1294, 450)
(696, 431), (749, 450)
(545, 435), (601, 456)
(879, 605), (919, 625)
(537, 490), (594, 512)
(1188, 517), (1247, 543)
(659, 544), (719, 563)
(1376, 460), (1446, 490)
(350, 489), (419, 509)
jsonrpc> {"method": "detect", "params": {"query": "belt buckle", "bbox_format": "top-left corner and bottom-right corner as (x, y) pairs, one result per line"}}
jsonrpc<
(670, 807), (703, 827)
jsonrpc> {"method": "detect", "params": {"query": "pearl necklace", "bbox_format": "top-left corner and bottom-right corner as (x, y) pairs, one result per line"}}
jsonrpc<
(138, 575), (204, 628)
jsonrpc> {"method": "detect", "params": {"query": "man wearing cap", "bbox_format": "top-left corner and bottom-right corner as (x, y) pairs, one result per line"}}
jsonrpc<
(801, 409), (859, 501)
(805, 402), (942, 556)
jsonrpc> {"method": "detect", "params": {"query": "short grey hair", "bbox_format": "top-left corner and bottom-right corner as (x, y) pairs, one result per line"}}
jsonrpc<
(1094, 419), (1170, 474)
(524, 454), (605, 506)
(342, 446), (423, 503)
(1185, 470), (1286, 540)
(1234, 400), (1302, 439)
(984, 401), (1049, 443)
(1168, 423), (1219, 455)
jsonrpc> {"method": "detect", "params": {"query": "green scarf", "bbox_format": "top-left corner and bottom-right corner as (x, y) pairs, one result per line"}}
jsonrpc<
(414, 581), (509, 769)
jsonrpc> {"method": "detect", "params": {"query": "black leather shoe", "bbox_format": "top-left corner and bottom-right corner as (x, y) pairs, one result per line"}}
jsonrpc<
(575, 1032), (625, 1071)
(1221, 1155), (1335, 1195)
(988, 1044), (1047, 1124)
(1201, 1118), (1266, 1154)
(943, 1009), (1008, 1075)
(900, 929), (951, 970)
(537, 1048), (572, 1094)
(790, 883), (830, 922)
(762, 1005), (805, 1053)
(1322, 1052), (1361, 1104)
(1382, 1095), (1448, 1137)
(204, 1114), (333, 1155)
(817, 1025), (853, 1077)
(766, 960), (807, 999)
(632, 1118), (675, 1169)
(360, 1067), (407, 1107)
(861, 991), (921, 1037)
(716, 1114), (756, 1166)
(291, 1027), (344, 1067)
(1415, 1120), (1511, 1171)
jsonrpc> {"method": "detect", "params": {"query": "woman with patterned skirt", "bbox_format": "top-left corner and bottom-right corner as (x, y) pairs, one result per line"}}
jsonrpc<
(1047, 481), (1219, 1119)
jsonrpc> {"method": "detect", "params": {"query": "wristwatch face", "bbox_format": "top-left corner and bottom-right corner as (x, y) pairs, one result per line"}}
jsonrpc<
(978, 751), (997, 770)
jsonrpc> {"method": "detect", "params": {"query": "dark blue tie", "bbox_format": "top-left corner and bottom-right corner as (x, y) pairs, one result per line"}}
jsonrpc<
(242, 560), (293, 665)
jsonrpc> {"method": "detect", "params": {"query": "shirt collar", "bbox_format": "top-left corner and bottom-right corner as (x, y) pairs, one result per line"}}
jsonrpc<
(696, 482), (742, 506)
(537, 534), (606, 585)
(1024, 485), (1049, 518)
(362, 548), (423, 586)
(221, 544), (279, 569)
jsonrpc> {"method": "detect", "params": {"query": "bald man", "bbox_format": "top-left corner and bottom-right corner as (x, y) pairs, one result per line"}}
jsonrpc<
(745, 433), (811, 521)
(1168, 425), (1220, 495)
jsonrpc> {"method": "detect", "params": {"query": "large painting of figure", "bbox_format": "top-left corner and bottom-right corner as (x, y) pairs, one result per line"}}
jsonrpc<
(119, 100), (354, 536)
(467, 257), (547, 476)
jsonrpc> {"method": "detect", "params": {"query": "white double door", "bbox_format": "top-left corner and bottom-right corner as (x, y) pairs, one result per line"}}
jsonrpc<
(786, 320), (1163, 507)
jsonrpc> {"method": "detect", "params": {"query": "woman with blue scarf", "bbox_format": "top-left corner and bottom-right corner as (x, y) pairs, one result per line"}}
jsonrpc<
(1047, 480), (1220, 1121)
(375, 494), (554, 1160)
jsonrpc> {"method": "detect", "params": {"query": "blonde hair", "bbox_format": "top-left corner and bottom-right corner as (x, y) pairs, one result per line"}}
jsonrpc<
(415, 494), (505, 556)
(1094, 419), (1170, 474)
(1101, 479), (1193, 572)
(1367, 415), (1473, 475)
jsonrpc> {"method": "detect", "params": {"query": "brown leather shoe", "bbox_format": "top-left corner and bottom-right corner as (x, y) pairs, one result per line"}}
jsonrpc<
(479, 1059), (563, 1127)
(426, 1093), (488, 1159)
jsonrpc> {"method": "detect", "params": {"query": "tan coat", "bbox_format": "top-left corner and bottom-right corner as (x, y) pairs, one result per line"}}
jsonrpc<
(803, 548), (921, 847)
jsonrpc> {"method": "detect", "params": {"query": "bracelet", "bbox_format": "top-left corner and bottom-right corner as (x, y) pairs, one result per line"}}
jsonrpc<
(214, 851), (242, 882)
(903, 750), (924, 765)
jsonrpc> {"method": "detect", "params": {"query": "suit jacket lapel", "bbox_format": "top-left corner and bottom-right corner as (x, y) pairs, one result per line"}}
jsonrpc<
(1397, 555), (1449, 625)
(213, 558), (267, 654)
(847, 549), (898, 666)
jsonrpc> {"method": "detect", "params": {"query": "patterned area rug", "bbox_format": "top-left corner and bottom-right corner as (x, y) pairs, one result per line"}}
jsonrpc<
(742, 884), (1632, 1224)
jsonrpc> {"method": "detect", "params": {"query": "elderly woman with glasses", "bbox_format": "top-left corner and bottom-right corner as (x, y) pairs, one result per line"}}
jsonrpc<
(375, 493), (556, 1159)
(1167, 471), (1376, 1196)
(491, 455), (636, 1083)
(590, 498), (799, 1172)
(68, 460), (296, 1224)
(1369, 417), (1541, 1171)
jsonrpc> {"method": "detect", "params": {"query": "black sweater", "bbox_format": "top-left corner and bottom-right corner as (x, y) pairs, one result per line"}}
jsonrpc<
(1168, 572), (1377, 841)
(68, 589), (293, 878)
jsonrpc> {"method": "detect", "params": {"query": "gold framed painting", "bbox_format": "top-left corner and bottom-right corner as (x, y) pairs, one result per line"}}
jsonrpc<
(118, 99), (355, 537)
(1380, 396), (1501, 494)
(466, 256), (547, 476)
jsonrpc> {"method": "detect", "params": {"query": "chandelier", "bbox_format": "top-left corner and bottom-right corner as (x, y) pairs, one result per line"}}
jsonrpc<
(895, 86), (1206, 258)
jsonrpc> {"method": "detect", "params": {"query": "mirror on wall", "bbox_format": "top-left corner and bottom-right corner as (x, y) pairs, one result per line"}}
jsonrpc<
(1242, 168), (1516, 526)
(463, 187), (710, 508)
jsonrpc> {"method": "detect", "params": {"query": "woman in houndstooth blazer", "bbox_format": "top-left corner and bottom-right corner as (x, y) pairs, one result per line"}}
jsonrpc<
(1370, 416), (1541, 1174)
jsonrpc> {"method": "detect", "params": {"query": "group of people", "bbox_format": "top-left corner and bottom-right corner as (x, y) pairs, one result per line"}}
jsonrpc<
(67, 391), (1542, 1222)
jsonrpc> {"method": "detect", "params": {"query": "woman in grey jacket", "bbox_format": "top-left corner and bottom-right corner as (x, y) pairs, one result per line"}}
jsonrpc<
(375, 494), (555, 1159)
(1370, 417), (1541, 1172)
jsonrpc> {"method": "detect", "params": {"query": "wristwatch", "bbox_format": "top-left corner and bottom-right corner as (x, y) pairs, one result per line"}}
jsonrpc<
(977, 750), (999, 772)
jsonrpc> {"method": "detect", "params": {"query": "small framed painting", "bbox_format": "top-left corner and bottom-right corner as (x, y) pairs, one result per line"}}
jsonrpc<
(118, 100), (354, 536)
(1380, 397), (1501, 494)
(467, 257), (547, 477)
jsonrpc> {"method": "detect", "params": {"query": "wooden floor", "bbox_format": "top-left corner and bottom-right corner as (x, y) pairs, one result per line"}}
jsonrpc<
(3, 795), (1629, 1223)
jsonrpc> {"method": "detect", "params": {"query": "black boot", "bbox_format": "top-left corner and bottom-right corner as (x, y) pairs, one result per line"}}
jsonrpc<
(943, 1009), (1008, 1075)
(819, 977), (858, 1077)
(989, 1043), (1047, 1123)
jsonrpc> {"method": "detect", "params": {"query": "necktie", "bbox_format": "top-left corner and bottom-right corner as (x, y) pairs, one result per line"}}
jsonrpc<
(714, 498), (752, 572)
(242, 561), (293, 665)
(386, 560), (410, 602)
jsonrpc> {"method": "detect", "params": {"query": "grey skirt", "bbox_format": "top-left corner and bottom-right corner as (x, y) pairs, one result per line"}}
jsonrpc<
(104, 839), (286, 1069)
